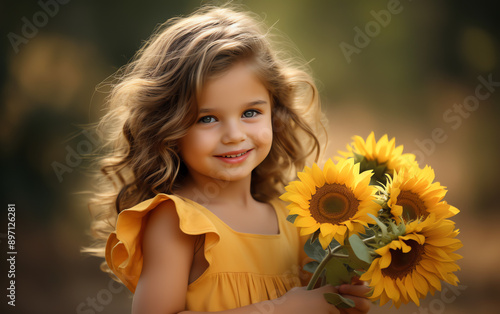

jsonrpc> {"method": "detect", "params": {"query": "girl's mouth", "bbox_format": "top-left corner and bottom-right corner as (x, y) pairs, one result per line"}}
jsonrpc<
(215, 149), (253, 164)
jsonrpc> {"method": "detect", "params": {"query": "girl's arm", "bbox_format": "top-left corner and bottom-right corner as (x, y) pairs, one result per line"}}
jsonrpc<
(132, 201), (370, 314)
(179, 284), (370, 314)
(132, 201), (196, 313)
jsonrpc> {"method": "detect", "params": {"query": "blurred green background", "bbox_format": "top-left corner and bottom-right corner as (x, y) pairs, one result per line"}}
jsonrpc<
(1, 0), (499, 313)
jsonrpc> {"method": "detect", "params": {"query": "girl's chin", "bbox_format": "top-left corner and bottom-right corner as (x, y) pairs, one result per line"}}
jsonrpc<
(210, 168), (253, 182)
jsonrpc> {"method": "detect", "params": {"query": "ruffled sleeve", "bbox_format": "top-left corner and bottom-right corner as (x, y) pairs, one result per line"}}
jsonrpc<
(105, 193), (220, 293)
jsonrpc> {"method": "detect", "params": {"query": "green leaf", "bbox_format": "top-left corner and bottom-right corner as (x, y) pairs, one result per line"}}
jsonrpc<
(348, 234), (373, 264)
(323, 293), (355, 308)
(286, 214), (298, 223)
(363, 226), (376, 237)
(388, 220), (400, 236)
(342, 244), (370, 272)
(304, 237), (327, 261)
(353, 152), (364, 164)
(398, 221), (406, 234)
(372, 164), (388, 185)
(325, 258), (352, 286)
(303, 261), (319, 274)
(368, 213), (387, 236)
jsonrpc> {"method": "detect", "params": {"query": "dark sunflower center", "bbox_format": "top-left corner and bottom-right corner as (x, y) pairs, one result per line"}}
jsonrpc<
(309, 183), (359, 224)
(382, 239), (425, 280)
(396, 190), (427, 222)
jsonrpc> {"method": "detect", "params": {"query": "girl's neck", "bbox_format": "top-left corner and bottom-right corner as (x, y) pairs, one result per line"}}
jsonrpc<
(176, 174), (256, 210)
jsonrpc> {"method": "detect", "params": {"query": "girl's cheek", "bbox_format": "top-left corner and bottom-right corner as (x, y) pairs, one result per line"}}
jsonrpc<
(250, 120), (273, 146)
(181, 128), (214, 154)
(193, 130), (215, 147)
(257, 126), (273, 145)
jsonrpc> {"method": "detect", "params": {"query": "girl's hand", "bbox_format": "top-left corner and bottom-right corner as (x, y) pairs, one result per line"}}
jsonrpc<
(275, 283), (371, 314)
(337, 282), (372, 314)
(276, 285), (341, 314)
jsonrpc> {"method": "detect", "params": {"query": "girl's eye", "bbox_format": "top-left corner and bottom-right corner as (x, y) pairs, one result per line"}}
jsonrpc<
(198, 116), (216, 124)
(242, 109), (260, 118)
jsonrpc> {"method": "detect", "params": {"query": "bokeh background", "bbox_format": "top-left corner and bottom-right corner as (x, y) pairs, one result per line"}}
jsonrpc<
(1, 0), (499, 313)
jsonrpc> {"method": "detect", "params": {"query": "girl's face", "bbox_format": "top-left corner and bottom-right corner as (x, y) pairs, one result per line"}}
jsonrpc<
(178, 62), (273, 184)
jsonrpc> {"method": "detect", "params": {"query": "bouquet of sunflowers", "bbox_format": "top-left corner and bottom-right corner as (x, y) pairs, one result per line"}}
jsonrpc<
(280, 132), (462, 308)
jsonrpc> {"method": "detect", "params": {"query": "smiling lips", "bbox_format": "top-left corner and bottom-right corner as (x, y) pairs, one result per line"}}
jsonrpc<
(215, 149), (253, 164)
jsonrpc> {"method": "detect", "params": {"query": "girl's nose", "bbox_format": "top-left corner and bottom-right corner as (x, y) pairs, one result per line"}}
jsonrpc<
(221, 120), (246, 144)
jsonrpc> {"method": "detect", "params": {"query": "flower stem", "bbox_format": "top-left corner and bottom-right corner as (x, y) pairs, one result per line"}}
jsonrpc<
(362, 235), (376, 243)
(331, 253), (349, 258)
(306, 245), (343, 290)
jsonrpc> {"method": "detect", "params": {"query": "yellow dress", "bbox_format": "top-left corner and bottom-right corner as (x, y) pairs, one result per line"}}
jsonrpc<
(105, 193), (305, 311)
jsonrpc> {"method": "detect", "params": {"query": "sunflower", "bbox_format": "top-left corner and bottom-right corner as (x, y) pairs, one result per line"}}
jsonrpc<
(360, 214), (462, 308)
(387, 166), (460, 224)
(337, 132), (419, 185)
(280, 158), (381, 249)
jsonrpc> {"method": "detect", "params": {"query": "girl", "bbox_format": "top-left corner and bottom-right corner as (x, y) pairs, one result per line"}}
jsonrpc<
(87, 5), (371, 314)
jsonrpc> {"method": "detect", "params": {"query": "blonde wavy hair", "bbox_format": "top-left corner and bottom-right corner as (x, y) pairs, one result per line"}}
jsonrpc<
(85, 4), (326, 272)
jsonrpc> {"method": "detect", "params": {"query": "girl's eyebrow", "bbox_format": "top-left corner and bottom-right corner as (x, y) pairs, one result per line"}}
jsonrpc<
(198, 100), (268, 113)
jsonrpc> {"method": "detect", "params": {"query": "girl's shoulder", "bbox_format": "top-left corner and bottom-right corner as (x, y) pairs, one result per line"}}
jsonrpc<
(105, 193), (220, 292)
(117, 193), (218, 230)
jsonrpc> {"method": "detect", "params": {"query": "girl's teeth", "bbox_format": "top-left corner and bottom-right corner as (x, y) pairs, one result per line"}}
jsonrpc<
(223, 151), (246, 158)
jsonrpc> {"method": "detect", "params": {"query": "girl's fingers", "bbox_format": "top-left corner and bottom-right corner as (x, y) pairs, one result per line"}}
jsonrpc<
(338, 283), (371, 297)
(316, 284), (340, 294)
(340, 295), (371, 313)
(338, 284), (372, 314)
(349, 276), (365, 286)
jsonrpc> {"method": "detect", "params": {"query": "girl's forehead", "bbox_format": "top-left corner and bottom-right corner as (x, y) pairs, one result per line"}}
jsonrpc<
(197, 62), (270, 108)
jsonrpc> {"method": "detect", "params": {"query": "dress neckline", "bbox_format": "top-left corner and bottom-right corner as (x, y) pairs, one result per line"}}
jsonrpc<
(182, 197), (283, 238)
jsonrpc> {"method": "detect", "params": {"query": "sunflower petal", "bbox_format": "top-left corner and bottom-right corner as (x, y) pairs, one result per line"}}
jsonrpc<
(299, 224), (320, 236)
(412, 271), (429, 296)
(383, 276), (400, 302)
(294, 216), (317, 227)
(320, 223), (334, 236)
(318, 233), (334, 249)
(405, 275), (420, 306)
(311, 163), (326, 187)
(379, 251), (392, 269)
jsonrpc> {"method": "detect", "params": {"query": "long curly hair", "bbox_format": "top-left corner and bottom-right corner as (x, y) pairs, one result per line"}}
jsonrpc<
(84, 4), (326, 272)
